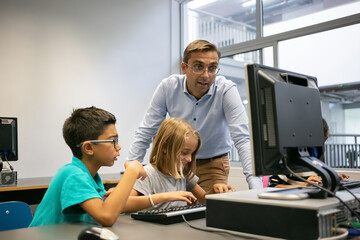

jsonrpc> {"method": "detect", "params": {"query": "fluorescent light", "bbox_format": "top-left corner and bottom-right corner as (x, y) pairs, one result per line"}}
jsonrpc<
(242, 0), (256, 7)
(187, 0), (217, 9)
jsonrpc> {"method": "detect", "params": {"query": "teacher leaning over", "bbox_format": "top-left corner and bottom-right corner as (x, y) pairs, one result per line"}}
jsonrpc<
(127, 40), (263, 191)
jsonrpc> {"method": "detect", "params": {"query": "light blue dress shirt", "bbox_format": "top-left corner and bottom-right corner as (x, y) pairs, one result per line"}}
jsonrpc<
(127, 74), (262, 189)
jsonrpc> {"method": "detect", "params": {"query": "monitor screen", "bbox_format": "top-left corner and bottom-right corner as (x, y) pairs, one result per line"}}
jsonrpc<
(245, 64), (339, 196)
(0, 117), (18, 162)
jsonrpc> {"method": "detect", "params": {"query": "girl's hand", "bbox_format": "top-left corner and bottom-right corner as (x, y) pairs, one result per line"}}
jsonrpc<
(306, 175), (322, 185)
(163, 191), (197, 205)
(213, 184), (235, 193)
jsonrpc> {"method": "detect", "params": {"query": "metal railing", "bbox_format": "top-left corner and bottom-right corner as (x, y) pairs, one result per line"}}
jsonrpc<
(324, 134), (360, 169)
(229, 134), (360, 169)
(187, 8), (256, 48)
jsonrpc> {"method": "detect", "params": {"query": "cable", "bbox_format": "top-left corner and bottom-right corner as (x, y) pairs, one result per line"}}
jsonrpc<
(285, 165), (360, 221)
(0, 155), (3, 172)
(339, 184), (360, 205)
(3, 152), (14, 172)
(182, 215), (348, 240)
(319, 228), (348, 240)
(181, 215), (261, 240)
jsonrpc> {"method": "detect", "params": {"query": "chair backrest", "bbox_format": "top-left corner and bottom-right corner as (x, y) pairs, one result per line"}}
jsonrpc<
(0, 201), (33, 231)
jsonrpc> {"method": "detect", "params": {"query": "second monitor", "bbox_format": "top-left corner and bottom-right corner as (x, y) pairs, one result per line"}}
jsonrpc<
(245, 63), (340, 198)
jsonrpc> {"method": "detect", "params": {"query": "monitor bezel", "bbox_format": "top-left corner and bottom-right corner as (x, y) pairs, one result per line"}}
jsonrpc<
(0, 117), (18, 162)
(245, 63), (323, 177)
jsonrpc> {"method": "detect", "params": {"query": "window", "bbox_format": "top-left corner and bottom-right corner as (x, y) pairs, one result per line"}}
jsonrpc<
(183, 0), (360, 46)
(278, 24), (360, 87)
(263, 0), (360, 36)
(183, 0), (256, 48)
(182, 0), (360, 168)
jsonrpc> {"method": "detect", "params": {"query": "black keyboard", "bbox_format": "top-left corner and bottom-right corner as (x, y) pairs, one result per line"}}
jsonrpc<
(339, 180), (360, 190)
(131, 204), (206, 225)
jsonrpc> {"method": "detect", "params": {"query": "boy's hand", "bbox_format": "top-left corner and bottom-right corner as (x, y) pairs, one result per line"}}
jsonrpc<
(124, 160), (147, 181)
(213, 183), (235, 193)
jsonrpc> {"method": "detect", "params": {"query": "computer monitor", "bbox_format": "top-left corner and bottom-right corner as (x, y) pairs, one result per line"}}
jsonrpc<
(245, 64), (339, 198)
(0, 117), (18, 171)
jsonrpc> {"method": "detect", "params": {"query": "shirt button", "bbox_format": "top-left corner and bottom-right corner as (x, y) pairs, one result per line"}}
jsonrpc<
(193, 118), (196, 121)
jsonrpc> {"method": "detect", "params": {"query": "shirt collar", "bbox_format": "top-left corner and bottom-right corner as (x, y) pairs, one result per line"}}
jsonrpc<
(183, 75), (216, 98)
(72, 156), (89, 171)
(71, 156), (102, 186)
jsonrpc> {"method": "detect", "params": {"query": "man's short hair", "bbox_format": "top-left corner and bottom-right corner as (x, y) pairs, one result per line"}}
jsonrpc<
(183, 40), (221, 64)
(63, 106), (116, 159)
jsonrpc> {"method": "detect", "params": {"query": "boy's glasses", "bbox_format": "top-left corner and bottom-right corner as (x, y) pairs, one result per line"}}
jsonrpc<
(184, 63), (220, 75)
(76, 137), (119, 149)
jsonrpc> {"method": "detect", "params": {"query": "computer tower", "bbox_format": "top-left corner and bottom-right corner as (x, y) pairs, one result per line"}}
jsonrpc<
(206, 189), (356, 240)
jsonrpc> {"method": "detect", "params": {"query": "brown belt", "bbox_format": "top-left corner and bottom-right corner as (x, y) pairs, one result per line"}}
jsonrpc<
(197, 152), (229, 162)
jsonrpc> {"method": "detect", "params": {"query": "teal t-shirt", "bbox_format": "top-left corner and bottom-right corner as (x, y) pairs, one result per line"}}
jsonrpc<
(30, 157), (106, 227)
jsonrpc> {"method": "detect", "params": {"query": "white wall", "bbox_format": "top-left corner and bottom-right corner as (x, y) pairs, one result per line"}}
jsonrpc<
(0, 0), (181, 178)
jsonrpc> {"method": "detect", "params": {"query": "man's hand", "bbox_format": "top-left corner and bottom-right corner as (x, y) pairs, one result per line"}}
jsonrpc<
(338, 173), (350, 181)
(213, 183), (235, 193)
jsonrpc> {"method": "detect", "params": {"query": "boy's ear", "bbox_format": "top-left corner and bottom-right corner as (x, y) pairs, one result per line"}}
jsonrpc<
(82, 142), (94, 156)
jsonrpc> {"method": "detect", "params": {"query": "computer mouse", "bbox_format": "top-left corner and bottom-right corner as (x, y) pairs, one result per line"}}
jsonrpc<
(78, 226), (119, 240)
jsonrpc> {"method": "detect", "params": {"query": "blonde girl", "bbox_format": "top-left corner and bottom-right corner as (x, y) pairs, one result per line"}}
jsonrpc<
(122, 118), (234, 212)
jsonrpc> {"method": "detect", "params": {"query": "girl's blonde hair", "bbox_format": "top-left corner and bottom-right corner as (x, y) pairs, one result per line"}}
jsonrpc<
(150, 118), (201, 180)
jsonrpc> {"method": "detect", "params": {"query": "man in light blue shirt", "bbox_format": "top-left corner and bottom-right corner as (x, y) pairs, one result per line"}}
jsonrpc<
(128, 40), (262, 190)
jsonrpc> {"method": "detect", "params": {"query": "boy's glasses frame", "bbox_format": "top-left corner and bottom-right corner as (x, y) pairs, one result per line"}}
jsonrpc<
(76, 137), (119, 149)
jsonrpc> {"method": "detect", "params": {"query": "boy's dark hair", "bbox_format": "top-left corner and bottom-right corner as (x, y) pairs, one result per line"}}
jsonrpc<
(183, 40), (221, 64)
(63, 106), (116, 159)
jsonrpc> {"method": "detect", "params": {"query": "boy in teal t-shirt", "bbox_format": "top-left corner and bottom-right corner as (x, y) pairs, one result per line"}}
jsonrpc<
(30, 106), (146, 227)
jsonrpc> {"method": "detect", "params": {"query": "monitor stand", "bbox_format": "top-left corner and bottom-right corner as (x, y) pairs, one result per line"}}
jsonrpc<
(296, 156), (340, 198)
(258, 156), (340, 200)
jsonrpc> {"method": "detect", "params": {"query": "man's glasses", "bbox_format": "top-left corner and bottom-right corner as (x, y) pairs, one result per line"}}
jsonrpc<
(185, 63), (220, 75)
(76, 137), (119, 149)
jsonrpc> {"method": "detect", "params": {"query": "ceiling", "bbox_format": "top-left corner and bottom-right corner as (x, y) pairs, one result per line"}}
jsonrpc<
(319, 82), (360, 104)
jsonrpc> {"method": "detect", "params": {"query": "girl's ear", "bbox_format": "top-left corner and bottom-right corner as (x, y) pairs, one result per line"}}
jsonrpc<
(82, 142), (94, 156)
(162, 142), (167, 154)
